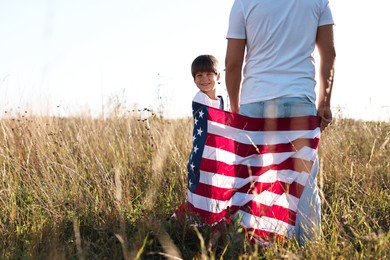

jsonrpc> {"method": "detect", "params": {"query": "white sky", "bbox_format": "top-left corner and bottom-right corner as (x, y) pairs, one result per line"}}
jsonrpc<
(1, 0), (389, 120)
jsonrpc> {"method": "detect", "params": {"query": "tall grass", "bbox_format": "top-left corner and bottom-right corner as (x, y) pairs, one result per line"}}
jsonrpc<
(0, 110), (388, 259)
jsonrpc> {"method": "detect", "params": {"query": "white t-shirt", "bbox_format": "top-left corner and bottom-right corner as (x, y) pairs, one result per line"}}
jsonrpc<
(226, 0), (334, 104)
(192, 91), (223, 109)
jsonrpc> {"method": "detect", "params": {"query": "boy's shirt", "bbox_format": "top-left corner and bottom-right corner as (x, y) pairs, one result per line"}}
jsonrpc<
(192, 91), (224, 110)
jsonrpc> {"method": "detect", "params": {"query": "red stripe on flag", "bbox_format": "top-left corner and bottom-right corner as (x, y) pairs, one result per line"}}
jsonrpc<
(205, 133), (320, 156)
(200, 157), (314, 178)
(245, 180), (305, 199)
(194, 179), (304, 201)
(208, 108), (321, 131)
(183, 200), (297, 226)
(241, 202), (297, 225)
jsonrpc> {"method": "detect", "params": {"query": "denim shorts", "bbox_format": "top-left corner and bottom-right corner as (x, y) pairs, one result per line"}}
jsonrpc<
(240, 97), (321, 245)
(240, 97), (317, 118)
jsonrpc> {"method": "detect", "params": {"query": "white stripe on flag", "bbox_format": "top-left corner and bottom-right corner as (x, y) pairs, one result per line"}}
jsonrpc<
(202, 145), (296, 167)
(208, 121), (320, 145)
(252, 191), (299, 211)
(238, 210), (295, 237)
(291, 146), (318, 162)
(199, 169), (309, 189)
(187, 190), (232, 212)
(187, 190), (299, 213)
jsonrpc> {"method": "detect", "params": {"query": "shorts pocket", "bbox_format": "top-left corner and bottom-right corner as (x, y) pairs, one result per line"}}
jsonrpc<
(284, 101), (316, 117)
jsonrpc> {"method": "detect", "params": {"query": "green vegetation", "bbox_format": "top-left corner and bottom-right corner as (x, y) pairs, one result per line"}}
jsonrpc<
(0, 110), (389, 259)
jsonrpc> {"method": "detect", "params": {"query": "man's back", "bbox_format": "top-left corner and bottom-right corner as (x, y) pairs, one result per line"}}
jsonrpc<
(226, 0), (334, 104)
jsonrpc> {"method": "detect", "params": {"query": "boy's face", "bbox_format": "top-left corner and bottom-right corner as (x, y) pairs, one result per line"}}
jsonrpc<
(194, 71), (220, 98)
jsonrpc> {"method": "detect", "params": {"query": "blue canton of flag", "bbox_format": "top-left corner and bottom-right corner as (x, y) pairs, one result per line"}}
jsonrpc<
(187, 102), (208, 193)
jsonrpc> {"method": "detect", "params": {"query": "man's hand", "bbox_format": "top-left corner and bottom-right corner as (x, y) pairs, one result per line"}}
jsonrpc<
(229, 104), (240, 114)
(317, 106), (332, 132)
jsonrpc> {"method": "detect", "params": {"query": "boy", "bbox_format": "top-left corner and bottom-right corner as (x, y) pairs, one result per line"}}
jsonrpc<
(191, 54), (224, 110)
(179, 55), (226, 248)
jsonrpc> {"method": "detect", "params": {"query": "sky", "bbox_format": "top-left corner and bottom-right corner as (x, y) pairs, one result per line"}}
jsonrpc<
(0, 0), (389, 121)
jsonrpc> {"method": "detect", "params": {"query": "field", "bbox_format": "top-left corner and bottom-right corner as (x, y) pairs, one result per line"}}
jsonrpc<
(0, 109), (389, 259)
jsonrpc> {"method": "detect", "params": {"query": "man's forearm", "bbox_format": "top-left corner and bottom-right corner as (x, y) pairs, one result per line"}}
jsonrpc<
(318, 57), (335, 109)
(316, 24), (336, 110)
(225, 70), (241, 113)
(225, 39), (246, 113)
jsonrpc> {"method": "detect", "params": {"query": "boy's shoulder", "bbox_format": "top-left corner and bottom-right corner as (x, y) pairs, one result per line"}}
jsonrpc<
(192, 91), (224, 110)
(192, 91), (209, 105)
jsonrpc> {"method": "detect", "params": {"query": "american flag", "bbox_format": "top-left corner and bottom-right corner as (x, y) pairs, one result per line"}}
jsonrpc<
(175, 101), (321, 244)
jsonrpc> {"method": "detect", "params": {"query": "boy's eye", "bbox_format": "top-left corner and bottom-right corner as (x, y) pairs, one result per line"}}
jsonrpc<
(195, 72), (215, 78)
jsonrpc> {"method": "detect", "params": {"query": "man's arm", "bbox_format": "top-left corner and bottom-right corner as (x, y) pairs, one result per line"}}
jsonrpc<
(225, 38), (246, 113)
(316, 24), (336, 131)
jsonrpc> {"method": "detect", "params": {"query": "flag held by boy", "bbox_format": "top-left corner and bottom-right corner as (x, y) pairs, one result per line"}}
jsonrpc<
(175, 101), (321, 244)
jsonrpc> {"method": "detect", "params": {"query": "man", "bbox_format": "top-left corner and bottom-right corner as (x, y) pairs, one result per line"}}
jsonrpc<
(225, 0), (336, 245)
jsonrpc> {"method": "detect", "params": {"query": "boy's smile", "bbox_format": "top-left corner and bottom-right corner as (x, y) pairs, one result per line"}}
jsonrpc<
(194, 72), (220, 98)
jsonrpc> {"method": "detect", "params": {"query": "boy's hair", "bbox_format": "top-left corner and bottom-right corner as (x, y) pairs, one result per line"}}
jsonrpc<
(191, 55), (219, 79)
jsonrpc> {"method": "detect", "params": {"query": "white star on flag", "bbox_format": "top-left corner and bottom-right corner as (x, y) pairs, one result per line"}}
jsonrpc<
(198, 110), (204, 118)
(193, 145), (199, 154)
(197, 127), (203, 136)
